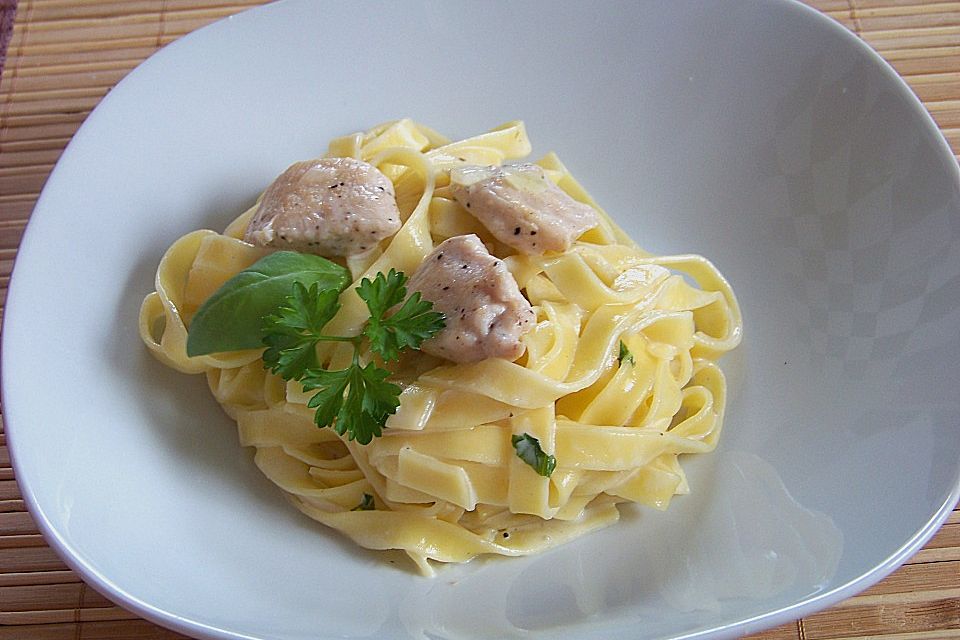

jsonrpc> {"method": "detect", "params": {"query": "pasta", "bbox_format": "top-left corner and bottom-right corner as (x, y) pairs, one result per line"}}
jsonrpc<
(139, 120), (742, 575)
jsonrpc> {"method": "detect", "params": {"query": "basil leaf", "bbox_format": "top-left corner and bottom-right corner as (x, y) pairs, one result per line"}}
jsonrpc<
(186, 251), (351, 356)
(511, 433), (557, 477)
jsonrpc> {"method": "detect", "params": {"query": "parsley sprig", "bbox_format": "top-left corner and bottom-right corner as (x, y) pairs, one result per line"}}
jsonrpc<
(262, 269), (444, 444)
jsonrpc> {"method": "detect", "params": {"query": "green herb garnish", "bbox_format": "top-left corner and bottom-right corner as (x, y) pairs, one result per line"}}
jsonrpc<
(511, 433), (557, 477)
(352, 493), (376, 511)
(262, 269), (444, 444)
(618, 340), (635, 367)
(261, 282), (342, 380)
(186, 251), (350, 356)
(358, 268), (445, 361)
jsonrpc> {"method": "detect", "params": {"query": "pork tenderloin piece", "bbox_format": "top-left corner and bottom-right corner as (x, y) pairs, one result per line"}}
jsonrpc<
(448, 163), (599, 255)
(407, 234), (535, 363)
(244, 157), (401, 257)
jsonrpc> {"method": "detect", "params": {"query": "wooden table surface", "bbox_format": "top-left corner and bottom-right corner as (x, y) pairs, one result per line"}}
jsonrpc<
(0, 1), (958, 638)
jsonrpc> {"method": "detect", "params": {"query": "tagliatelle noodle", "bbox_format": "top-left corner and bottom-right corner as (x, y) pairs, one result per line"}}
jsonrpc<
(139, 119), (742, 575)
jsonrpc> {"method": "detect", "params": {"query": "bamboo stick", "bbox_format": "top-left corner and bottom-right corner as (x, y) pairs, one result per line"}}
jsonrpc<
(11, 46), (160, 71)
(918, 523), (960, 551)
(802, 595), (960, 638)
(21, 1), (263, 23)
(7, 33), (179, 57)
(0, 201), (39, 220)
(910, 546), (960, 564)
(82, 584), (116, 609)
(0, 606), (140, 625)
(12, 5), (260, 35)
(841, 588), (960, 608)
(0, 619), (191, 639)
(941, 127), (960, 150)
(0, 121), (77, 143)
(883, 44), (960, 59)
(1, 174), (51, 197)
(0, 192), (40, 206)
(0, 111), (88, 131)
(0, 534), (47, 550)
(817, 631), (960, 640)
(0, 624), (85, 640)
(848, 10), (960, 33)
(0, 145), (70, 167)
(0, 481), (22, 501)
(808, 0), (851, 11)
(5, 67), (134, 93)
(859, 561), (960, 597)
(854, 0), (960, 7)
(0, 499), (25, 513)
(0, 570), (80, 587)
(1, 94), (105, 118)
(3, 85), (111, 104)
(849, 1), (960, 17)
(865, 26), (960, 51)
(8, 8), (266, 51)
(11, 57), (147, 78)
(0, 230), (23, 252)
(899, 74), (960, 102)
(0, 546), (69, 573)
(889, 53), (960, 75)
(0, 582), (84, 612)
(0, 511), (39, 536)
(745, 622), (803, 640)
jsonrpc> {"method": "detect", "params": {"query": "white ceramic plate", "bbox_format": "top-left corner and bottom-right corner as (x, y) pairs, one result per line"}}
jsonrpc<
(5, 1), (960, 639)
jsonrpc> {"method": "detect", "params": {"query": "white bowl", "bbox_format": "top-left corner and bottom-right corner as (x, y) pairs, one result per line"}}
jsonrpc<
(4, 1), (959, 639)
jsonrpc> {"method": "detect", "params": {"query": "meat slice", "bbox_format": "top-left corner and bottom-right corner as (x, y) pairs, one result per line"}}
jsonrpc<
(244, 157), (401, 257)
(448, 163), (599, 255)
(407, 234), (535, 363)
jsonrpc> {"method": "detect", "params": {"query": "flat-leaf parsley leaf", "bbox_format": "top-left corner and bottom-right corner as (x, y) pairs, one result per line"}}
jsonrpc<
(358, 269), (446, 361)
(261, 270), (444, 444)
(262, 282), (342, 380)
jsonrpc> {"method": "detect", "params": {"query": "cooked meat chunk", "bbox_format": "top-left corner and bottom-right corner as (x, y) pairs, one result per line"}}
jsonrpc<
(407, 234), (535, 363)
(244, 157), (401, 257)
(448, 163), (599, 255)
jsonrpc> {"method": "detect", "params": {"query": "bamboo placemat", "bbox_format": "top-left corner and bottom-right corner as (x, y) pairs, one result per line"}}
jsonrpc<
(0, 1), (958, 639)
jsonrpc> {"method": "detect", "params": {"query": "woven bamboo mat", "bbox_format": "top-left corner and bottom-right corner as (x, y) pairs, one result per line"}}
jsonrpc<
(0, 1), (958, 638)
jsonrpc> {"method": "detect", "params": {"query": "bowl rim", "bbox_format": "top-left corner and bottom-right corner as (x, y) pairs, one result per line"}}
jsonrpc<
(3, 1), (959, 639)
